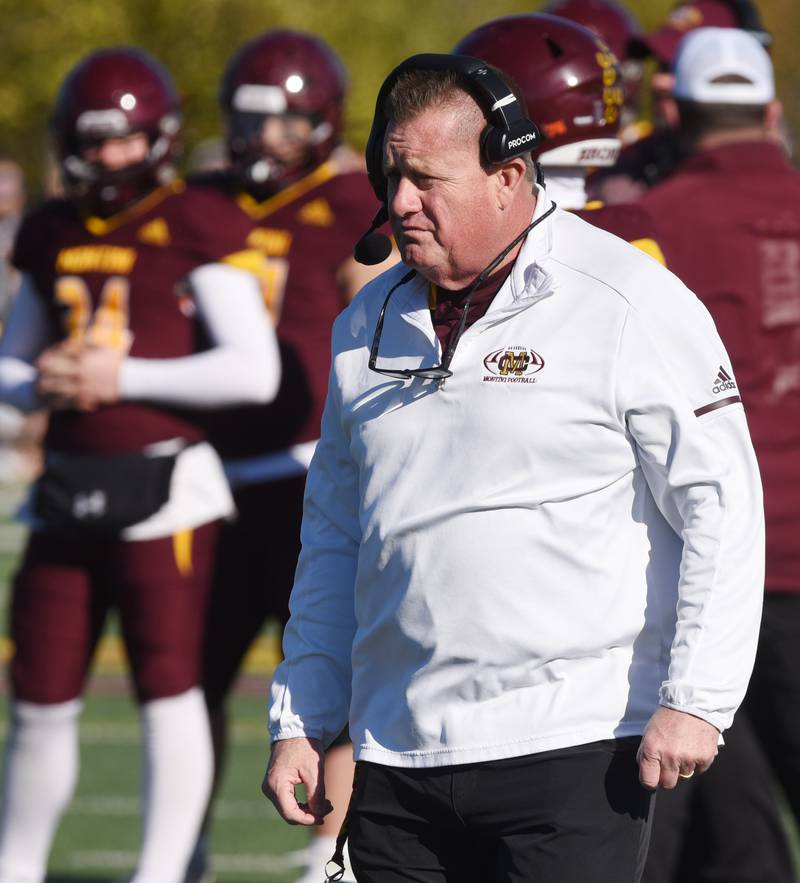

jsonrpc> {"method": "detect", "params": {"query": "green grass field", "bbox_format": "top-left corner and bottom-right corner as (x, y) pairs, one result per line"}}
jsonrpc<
(0, 484), (313, 882)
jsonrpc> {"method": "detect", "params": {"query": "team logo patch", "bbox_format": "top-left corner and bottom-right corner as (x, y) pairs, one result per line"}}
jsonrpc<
(483, 347), (544, 384)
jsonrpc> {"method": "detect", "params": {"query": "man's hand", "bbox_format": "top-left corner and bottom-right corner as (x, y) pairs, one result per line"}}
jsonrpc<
(37, 341), (124, 412)
(72, 344), (124, 408)
(637, 706), (719, 790)
(261, 736), (333, 826)
(36, 339), (83, 410)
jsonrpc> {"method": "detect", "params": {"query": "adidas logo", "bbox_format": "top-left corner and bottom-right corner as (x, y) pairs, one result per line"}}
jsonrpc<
(712, 365), (736, 395)
(137, 218), (170, 246)
(298, 198), (334, 227)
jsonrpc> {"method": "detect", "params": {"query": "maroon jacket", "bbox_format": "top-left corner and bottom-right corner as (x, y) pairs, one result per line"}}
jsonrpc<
(643, 140), (800, 592)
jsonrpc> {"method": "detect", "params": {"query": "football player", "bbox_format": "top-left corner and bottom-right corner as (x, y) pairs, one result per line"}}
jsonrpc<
(542, 0), (647, 147)
(0, 47), (280, 883)
(187, 29), (396, 883)
(454, 13), (665, 262)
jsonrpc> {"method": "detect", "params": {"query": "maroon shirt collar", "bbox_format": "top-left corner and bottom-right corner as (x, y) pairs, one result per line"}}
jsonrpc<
(430, 266), (513, 353)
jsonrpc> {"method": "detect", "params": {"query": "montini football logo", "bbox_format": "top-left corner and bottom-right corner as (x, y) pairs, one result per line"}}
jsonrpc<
(483, 346), (544, 383)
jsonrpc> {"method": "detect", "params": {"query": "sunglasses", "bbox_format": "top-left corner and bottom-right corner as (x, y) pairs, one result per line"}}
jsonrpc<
(369, 202), (556, 381)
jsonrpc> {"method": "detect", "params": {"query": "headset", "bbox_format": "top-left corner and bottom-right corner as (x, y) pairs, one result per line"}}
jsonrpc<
(365, 52), (541, 204)
(354, 53), (542, 264)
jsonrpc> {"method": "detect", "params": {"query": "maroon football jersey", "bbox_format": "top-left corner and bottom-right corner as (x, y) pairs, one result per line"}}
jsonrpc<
(573, 201), (666, 265)
(643, 141), (800, 592)
(13, 180), (260, 455)
(190, 160), (379, 458)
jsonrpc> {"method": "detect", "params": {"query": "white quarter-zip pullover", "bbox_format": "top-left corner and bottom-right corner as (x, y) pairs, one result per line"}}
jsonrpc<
(269, 190), (764, 768)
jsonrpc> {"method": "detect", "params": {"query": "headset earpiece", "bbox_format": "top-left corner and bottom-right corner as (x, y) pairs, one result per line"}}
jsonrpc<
(356, 52), (542, 265)
(364, 53), (541, 205)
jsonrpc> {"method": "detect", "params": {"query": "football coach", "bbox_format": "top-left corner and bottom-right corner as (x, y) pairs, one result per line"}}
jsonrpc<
(261, 54), (764, 883)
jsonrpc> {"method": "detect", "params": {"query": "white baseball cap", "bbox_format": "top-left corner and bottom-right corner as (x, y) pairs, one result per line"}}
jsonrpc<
(673, 27), (775, 105)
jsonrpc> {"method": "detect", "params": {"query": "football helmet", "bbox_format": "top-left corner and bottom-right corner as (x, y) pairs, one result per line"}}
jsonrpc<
(51, 47), (181, 216)
(628, 0), (770, 65)
(541, 0), (641, 64)
(219, 29), (347, 192)
(455, 14), (623, 167)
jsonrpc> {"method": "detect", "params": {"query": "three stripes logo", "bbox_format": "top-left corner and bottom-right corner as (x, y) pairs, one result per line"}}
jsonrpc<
(712, 366), (736, 395)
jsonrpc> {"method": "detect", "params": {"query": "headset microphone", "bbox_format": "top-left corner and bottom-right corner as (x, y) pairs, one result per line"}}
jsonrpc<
(353, 206), (392, 265)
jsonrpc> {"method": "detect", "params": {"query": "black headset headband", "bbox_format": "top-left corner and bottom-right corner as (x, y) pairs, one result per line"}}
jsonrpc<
(365, 53), (541, 204)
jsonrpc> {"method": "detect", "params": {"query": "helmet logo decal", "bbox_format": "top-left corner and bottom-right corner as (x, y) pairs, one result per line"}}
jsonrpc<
(595, 42), (623, 125)
(483, 346), (545, 383)
(232, 84), (288, 114)
(543, 120), (568, 139)
(667, 5), (703, 31)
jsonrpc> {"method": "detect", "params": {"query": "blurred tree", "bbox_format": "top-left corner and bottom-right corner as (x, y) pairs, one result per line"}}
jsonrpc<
(0, 0), (796, 196)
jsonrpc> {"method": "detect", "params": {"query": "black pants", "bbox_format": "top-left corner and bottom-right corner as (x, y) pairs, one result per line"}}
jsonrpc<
(348, 739), (654, 883)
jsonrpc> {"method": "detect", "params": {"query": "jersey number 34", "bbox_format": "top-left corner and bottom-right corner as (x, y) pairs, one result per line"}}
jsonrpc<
(55, 276), (133, 352)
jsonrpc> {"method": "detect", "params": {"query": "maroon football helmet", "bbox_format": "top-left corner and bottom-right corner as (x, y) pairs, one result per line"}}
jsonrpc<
(541, 0), (641, 63)
(219, 29), (347, 192)
(455, 14), (623, 168)
(543, 0), (643, 118)
(50, 47), (181, 216)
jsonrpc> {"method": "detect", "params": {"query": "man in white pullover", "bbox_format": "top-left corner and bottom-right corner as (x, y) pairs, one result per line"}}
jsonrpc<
(262, 55), (764, 883)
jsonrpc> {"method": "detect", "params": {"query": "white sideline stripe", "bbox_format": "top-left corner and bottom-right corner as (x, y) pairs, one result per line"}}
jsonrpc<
(70, 849), (309, 871)
(71, 795), (270, 819)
